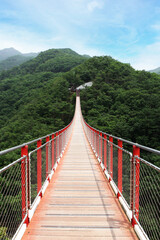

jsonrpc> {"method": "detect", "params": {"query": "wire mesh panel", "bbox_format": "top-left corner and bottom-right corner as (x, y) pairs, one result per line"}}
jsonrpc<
(102, 136), (104, 165)
(0, 157), (27, 240)
(54, 139), (56, 165)
(112, 144), (118, 186)
(135, 157), (160, 240)
(29, 151), (38, 206)
(122, 151), (132, 207)
(107, 141), (111, 174)
(41, 145), (46, 186)
(48, 141), (52, 174)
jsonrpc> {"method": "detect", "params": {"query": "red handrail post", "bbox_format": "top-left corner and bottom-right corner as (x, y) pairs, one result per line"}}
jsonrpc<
(21, 145), (28, 220)
(109, 136), (113, 179)
(117, 139), (123, 198)
(131, 145), (140, 227)
(37, 139), (42, 194)
(104, 134), (107, 169)
(46, 136), (50, 178)
(51, 134), (55, 169)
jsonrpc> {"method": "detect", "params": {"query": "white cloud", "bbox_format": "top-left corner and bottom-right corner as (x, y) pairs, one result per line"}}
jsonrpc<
(127, 41), (160, 70)
(87, 1), (103, 12)
(151, 24), (160, 31)
(0, 23), (49, 53)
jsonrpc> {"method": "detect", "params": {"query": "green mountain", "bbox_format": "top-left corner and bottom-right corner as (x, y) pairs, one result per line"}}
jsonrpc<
(0, 48), (88, 167)
(0, 47), (21, 61)
(0, 55), (36, 71)
(149, 67), (160, 74)
(69, 56), (160, 164)
(0, 48), (39, 71)
(0, 50), (159, 168)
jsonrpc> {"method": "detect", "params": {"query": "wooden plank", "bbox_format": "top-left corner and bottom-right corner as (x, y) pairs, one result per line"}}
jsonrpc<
(22, 97), (138, 240)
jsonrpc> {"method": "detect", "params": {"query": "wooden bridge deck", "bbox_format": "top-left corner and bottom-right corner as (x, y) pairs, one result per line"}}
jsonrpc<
(22, 97), (138, 240)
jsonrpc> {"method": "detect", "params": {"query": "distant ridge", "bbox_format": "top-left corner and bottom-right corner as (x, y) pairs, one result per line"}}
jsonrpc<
(0, 47), (21, 61)
(0, 47), (38, 71)
(149, 66), (160, 74)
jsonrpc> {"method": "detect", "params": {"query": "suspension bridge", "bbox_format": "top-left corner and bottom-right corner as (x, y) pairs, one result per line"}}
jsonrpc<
(0, 94), (160, 240)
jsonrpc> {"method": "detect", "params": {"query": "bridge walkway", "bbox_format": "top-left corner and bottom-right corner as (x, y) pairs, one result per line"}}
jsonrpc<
(22, 97), (138, 240)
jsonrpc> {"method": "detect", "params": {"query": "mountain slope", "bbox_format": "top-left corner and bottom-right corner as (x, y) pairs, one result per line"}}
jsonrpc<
(0, 47), (21, 61)
(0, 48), (39, 71)
(0, 48), (88, 165)
(149, 67), (160, 74)
(0, 55), (35, 71)
(71, 56), (160, 156)
(0, 48), (89, 79)
(0, 51), (159, 169)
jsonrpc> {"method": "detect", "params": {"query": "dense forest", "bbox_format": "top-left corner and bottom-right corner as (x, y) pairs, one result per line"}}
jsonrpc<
(0, 48), (89, 167)
(0, 49), (160, 168)
(0, 55), (36, 71)
(0, 48), (159, 240)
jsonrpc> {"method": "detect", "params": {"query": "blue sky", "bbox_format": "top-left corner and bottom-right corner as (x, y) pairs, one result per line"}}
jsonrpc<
(0, 0), (160, 70)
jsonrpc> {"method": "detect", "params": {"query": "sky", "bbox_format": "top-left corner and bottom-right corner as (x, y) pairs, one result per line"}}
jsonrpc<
(0, 0), (160, 70)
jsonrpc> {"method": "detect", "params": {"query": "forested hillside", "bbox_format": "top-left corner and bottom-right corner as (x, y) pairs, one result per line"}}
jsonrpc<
(0, 55), (36, 71)
(0, 48), (88, 167)
(0, 50), (159, 168)
(75, 57), (160, 165)
(0, 48), (21, 61)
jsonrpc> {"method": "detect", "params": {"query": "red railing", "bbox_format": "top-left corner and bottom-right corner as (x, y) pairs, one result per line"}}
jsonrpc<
(81, 115), (160, 240)
(0, 120), (73, 240)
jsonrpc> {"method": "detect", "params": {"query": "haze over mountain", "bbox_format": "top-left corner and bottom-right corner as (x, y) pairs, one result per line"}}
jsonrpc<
(0, 47), (38, 71)
(149, 67), (160, 74)
(0, 48), (21, 61)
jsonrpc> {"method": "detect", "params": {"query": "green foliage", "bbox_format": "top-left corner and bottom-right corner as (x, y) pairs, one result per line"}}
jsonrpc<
(0, 55), (35, 71)
(0, 48), (88, 167)
(78, 56), (160, 166)
(0, 227), (9, 240)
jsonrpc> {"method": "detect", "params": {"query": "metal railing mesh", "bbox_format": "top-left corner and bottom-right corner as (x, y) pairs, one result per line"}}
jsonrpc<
(136, 157), (160, 240)
(0, 117), (73, 239)
(41, 146), (46, 186)
(113, 144), (118, 186)
(0, 157), (27, 240)
(122, 152), (131, 207)
(82, 116), (160, 240)
(30, 151), (37, 206)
